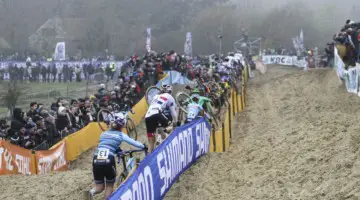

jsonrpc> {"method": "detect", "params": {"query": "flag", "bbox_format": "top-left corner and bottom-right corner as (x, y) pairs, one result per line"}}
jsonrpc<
(146, 28), (151, 53)
(54, 42), (66, 61)
(184, 32), (192, 57)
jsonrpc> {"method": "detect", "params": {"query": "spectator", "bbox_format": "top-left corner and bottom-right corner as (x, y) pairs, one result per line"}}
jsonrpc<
(40, 110), (57, 146)
(27, 102), (38, 120)
(56, 106), (70, 137)
(11, 108), (26, 133)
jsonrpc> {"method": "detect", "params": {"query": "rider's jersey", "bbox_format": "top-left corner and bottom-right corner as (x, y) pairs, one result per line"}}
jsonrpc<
(145, 93), (177, 120)
(94, 129), (144, 157)
(190, 94), (211, 107)
(186, 103), (203, 121)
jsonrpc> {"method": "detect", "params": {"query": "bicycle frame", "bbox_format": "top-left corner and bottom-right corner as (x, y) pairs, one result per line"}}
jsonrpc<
(117, 149), (147, 176)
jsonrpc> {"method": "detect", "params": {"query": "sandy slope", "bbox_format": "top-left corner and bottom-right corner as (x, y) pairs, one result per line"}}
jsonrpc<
(165, 66), (360, 200)
(3, 66), (360, 200)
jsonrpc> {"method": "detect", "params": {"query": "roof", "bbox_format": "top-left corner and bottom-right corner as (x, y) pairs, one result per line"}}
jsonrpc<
(0, 37), (10, 49)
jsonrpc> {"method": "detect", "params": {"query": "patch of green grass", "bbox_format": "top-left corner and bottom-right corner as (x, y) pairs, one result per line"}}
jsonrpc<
(0, 82), (98, 116)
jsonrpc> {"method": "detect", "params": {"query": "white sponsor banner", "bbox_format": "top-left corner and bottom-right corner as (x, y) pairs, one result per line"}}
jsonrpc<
(262, 55), (308, 68)
(146, 28), (151, 53)
(184, 32), (192, 57)
(347, 67), (358, 94)
(334, 47), (345, 80)
(54, 42), (66, 61)
(262, 55), (293, 66)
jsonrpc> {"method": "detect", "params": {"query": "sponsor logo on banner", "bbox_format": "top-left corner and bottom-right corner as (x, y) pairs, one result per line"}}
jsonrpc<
(109, 118), (211, 200)
(262, 55), (308, 68)
(36, 141), (68, 174)
(347, 68), (358, 94)
(262, 55), (293, 66)
(0, 140), (36, 175)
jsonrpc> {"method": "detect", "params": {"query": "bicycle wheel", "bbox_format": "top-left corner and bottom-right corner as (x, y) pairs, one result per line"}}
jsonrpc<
(97, 109), (113, 131)
(126, 117), (138, 140)
(116, 172), (127, 188)
(145, 86), (161, 105)
(176, 92), (191, 113)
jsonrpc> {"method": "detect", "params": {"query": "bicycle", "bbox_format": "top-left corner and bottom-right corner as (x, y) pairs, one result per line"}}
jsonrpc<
(115, 148), (148, 187)
(97, 105), (138, 140)
(175, 92), (219, 126)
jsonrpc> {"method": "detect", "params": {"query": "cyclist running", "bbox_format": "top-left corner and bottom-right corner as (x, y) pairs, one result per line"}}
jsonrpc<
(145, 84), (178, 153)
(88, 113), (146, 200)
(185, 94), (205, 124)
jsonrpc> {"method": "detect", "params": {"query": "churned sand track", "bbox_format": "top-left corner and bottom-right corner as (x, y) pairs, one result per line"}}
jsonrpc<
(166, 66), (360, 200)
(3, 66), (360, 200)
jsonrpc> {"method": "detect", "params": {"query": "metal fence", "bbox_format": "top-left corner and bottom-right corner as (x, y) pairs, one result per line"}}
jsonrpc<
(32, 140), (50, 151)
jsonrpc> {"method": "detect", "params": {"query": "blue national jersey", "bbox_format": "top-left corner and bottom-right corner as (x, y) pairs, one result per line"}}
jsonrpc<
(94, 129), (144, 156)
(186, 103), (203, 121)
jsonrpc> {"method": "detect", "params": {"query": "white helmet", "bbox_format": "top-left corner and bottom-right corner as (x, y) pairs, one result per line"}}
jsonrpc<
(161, 84), (173, 94)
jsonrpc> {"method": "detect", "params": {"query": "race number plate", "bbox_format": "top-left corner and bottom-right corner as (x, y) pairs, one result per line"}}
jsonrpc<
(97, 149), (110, 160)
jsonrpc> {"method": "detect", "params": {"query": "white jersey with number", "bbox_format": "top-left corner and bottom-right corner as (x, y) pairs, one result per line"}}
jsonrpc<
(145, 93), (177, 118)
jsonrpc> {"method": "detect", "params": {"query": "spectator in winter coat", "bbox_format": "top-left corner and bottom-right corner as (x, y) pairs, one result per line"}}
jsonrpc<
(11, 108), (26, 133)
(26, 102), (38, 120)
(56, 106), (70, 136)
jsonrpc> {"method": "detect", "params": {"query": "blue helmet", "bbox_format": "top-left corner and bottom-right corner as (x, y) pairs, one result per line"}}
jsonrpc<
(113, 113), (126, 127)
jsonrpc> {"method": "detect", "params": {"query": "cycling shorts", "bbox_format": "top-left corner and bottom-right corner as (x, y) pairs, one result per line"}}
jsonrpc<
(92, 155), (116, 184)
(145, 113), (171, 137)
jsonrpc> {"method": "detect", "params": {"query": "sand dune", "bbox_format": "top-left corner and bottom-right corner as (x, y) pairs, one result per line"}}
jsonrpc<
(2, 66), (360, 200)
(166, 66), (360, 200)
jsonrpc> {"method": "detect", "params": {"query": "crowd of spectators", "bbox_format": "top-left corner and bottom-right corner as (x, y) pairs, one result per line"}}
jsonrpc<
(0, 50), (210, 150)
(0, 71), (145, 149)
(332, 19), (360, 66)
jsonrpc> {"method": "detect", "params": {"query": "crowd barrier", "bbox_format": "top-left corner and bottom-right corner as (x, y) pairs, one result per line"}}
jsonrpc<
(262, 55), (308, 68)
(334, 47), (360, 95)
(0, 75), (168, 175)
(109, 66), (249, 199)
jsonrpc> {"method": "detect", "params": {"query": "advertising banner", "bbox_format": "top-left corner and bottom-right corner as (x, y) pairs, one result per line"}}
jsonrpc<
(0, 140), (37, 175)
(35, 141), (68, 174)
(109, 118), (211, 200)
(262, 55), (293, 66)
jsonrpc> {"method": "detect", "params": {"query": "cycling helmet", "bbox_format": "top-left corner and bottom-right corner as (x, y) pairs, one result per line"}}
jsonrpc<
(112, 113), (126, 128)
(192, 88), (200, 94)
(161, 84), (173, 94)
(124, 76), (130, 82)
(192, 94), (200, 101)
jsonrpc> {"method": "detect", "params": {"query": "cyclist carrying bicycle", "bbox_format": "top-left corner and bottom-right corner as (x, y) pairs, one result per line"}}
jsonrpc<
(145, 84), (178, 153)
(87, 113), (146, 200)
(185, 94), (205, 124)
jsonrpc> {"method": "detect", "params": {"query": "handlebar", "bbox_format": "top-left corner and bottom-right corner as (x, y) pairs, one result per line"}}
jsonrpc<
(117, 149), (147, 158)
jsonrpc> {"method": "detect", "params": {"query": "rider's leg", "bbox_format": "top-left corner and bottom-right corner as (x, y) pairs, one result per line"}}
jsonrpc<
(145, 116), (157, 153)
(147, 134), (155, 153)
(104, 183), (114, 200)
(89, 183), (104, 199)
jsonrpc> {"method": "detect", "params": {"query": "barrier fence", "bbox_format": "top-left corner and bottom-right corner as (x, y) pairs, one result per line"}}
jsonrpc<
(0, 74), (167, 175)
(334, 47), (360, 95)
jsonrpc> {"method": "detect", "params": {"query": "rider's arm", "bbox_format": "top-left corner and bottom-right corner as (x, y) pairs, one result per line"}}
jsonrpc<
(121, 133), (145, 149)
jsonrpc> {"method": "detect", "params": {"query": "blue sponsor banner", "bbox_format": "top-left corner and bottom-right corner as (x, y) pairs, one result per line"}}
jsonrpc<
(109, 117), (211, 200)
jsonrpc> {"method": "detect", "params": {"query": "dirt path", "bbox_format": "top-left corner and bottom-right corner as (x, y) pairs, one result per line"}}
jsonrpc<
(165, 66), (360, 200)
